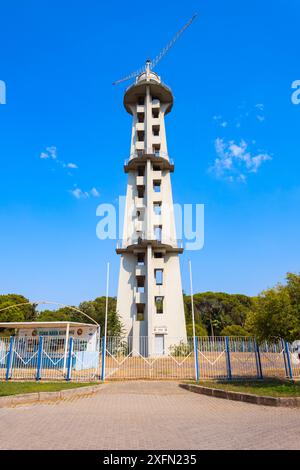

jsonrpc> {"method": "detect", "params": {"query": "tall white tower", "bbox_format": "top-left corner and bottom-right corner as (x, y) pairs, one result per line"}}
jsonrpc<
(116, 62), (186, 355)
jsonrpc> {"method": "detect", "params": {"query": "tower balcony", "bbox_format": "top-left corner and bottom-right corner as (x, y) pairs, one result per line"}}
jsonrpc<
(124, 152), (174, 173)
(124, 79), (173, 116)
(116, 238), (184, 254)
(136, 105), (145, 114)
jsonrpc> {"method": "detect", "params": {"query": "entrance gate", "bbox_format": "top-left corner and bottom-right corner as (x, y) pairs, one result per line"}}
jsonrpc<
(103, 336), (195, 380)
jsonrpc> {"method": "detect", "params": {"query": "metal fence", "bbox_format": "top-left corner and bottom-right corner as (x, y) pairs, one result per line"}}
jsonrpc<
(0, 335), (299, 381)
(0, 335), (100, 382)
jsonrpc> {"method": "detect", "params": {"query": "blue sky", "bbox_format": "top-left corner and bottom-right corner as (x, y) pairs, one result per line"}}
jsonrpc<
(0, 0), (299, 307)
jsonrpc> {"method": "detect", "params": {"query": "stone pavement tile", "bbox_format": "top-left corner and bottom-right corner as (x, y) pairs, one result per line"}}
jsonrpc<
(0, 381), (300, 450)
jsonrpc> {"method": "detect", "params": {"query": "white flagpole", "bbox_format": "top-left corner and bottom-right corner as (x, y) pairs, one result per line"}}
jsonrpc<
(104, 262), (110, 341)
(189, 259), (199, 380)
(101, 262), (110, 381)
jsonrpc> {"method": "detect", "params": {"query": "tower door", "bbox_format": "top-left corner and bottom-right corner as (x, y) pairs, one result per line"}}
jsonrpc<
(154, 334), (164, 355)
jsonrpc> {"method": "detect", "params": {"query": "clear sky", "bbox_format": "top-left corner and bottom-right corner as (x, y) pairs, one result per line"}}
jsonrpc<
(0, 0), (299, 307)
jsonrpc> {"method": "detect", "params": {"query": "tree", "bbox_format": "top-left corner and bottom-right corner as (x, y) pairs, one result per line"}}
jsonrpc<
(184, 292), (253, 336)
(245, 285), (300, 342)
(36, 298), (123, 337)
(220, 325), (250, 337)
(79, 297), (123, 337)
(186, 323), (208, 337)
(36, 308), (76, 322)
(0, 294), (37, 322)
(285, 272), (300, 319)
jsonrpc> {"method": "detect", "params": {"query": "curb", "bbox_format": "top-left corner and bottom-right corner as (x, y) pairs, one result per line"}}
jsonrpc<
(0, 384), (103, 408)
(180, 383), (300, 408)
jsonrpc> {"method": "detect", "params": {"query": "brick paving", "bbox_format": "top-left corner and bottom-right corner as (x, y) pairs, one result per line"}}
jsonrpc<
(0, 381), (300, 450)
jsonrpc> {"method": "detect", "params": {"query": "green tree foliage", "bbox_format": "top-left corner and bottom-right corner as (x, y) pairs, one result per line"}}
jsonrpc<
(1, 271), (299, 342)
(36, 299), (123, 337)
(36, 307), (78, 322)
(285, 272), (300, 318)
(79, 297), (123, 337)
(246, 273), (300, 342)
(186, 323), (208, 337)
(184, 292), (253, 336)
(220, 325), (251, 337)
(0, 294), (36, 322)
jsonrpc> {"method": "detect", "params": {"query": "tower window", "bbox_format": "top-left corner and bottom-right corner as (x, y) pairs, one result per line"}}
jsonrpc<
(137, 130), (144, 142)
(154, 252), (164, 259)
(152, 108), (159, 119)
(155, 269), (163, 285)
(136, 210), (143, 221)
(137, 276), (145, 293)
(152, 125), (160, 136)
(137, 187), (145, 198)
(153, 180), (161, 192)
(137, 113), (144, 123)
(138, 96), (144, 105)
(155, 296), (164, 314)
(153, 202), (162, 215)
(136, 304), (145, 321)
(153, 145), (160, 156)
(137, 253), (145, 265)
(154, 225), (162, 242)
(137, 166), (145, 176)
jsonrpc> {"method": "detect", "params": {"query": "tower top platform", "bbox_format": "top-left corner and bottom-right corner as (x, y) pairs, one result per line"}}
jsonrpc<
(124, 63), (173, 115)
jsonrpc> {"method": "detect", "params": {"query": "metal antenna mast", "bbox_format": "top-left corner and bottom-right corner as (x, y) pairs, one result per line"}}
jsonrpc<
(112, 13), (197, 85)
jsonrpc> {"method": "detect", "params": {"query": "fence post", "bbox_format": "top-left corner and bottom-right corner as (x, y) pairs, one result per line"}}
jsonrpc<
(284, 340), (293, 379)
(36, 336), (44, 381)
(101, 336), (106, 381)
(6, 336), (14, 381)
(194, 336), (199, 381)
(255, 340), (263, 379)
(281, 338), (289, 377)
(66, 337), (73, 381)
(225, 337), (232, 380)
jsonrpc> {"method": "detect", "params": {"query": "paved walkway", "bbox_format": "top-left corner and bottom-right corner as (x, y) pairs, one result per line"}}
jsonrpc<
(1, 381), (300, 450)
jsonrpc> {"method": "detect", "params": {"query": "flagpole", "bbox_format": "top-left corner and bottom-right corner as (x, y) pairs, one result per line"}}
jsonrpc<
(189, 259), (199, 380)
(101, 262), (110, 381)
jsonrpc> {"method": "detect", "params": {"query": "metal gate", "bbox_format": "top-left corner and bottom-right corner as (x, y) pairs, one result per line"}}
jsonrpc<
(103, 336), (195, 380)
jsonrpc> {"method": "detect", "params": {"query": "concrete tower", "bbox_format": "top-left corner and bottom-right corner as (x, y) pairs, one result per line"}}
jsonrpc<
(116, 62), (186, 355)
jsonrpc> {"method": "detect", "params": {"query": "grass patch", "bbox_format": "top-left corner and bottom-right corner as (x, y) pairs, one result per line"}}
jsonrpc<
(191, 379), (300, 397)
(0, 381), (97, 397)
